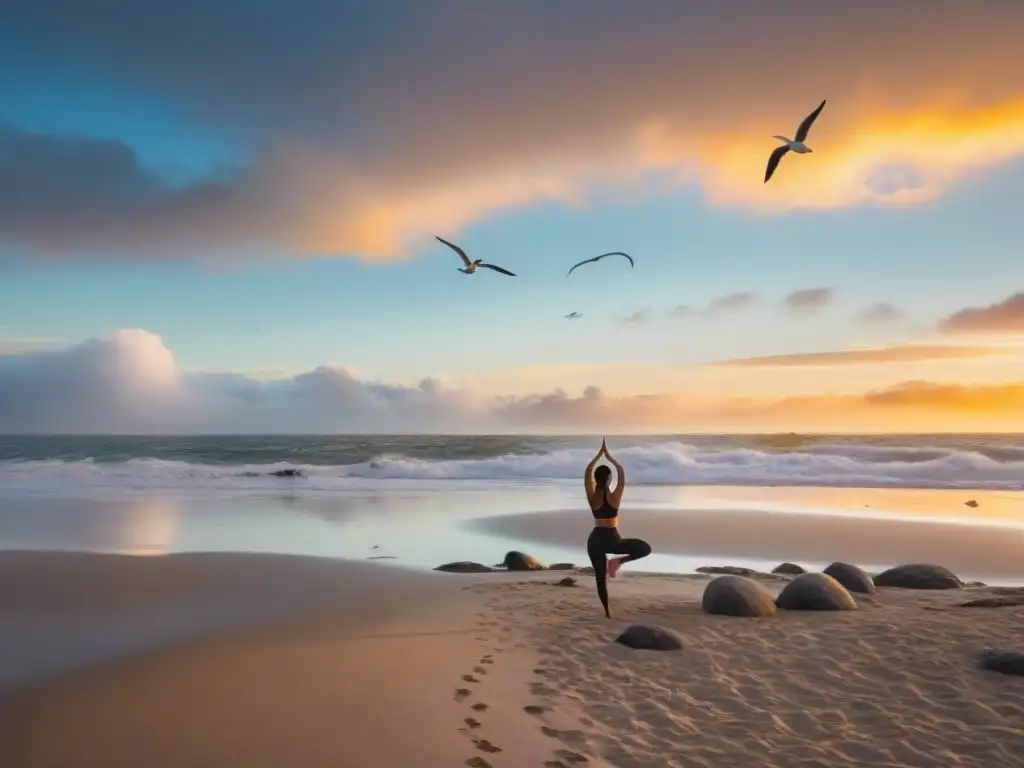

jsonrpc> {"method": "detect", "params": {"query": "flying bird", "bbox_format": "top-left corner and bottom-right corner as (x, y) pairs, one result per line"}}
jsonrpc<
(436, 236), (516, 276)
(566, 251), (634, 278)
(565, 311), (583, 320)
(764, 99), (826, 184)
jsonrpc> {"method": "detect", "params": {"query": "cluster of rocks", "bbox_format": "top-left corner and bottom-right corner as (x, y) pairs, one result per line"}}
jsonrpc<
(700, 562), (967, 618)
(434, 551), (576, 574)
(623, 562), (972, 651)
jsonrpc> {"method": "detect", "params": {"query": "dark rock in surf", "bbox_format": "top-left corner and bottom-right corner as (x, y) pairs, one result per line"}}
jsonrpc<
(434, 561), (495, 574)
(980, 650), (1024, 676)
(615, 625), (683, 651)
(701, 575), (777, 617)
(697, 565), (758, 577)
(501, 551), (545, 571)
(874, 563), (963, 590)
(548, 562), (575, 570)
(823, 562), (875, 594)
(772, 562), (806, 575)
(268, 468), (305, 478)
(776, 573), (857, 611)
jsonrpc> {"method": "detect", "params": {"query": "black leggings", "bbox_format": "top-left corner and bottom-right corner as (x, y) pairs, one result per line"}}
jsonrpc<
(587, 526), (652, 619)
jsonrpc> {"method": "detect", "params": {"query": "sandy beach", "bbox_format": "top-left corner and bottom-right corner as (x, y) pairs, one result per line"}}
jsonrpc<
(2, 551), (1024, 767)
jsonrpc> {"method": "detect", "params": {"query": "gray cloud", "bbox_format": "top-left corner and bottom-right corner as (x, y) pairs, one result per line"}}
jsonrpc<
(854, 302), (905, 325)
(940, 292), (1024, 334)
(622, 308), (653, 325)
(705, 292), (761, 316)
(784, 287), (834, 314)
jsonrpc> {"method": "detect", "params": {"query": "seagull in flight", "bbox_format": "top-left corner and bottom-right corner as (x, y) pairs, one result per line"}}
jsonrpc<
(764, 99), (826, 184)
(436, 236), (516, 276)
(566, 251), (634, 278)
(565, 311), (583, 320)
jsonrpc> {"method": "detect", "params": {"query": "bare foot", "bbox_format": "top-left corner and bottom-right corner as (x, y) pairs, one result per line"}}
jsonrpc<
(607, 557), (623, 579)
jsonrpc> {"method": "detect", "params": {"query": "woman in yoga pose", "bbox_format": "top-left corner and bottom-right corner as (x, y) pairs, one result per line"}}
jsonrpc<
(584, 439), (652, 618)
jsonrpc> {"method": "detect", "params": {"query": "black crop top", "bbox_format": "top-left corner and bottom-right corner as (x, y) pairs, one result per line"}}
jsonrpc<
(591, 490), (618, 520)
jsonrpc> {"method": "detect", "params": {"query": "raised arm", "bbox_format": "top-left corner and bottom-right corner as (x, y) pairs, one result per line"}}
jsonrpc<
(584, 449), (602, 497)
(605, 450), (626, 508)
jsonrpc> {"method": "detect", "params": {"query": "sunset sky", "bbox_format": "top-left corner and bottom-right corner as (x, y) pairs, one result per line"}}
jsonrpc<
(2, 1), (1024, 433)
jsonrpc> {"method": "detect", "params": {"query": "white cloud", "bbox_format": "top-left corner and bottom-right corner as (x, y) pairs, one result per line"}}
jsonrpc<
(3, 329), (1024, 434)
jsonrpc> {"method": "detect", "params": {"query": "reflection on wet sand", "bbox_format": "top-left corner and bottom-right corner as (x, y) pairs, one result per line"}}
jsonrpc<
(0, 497), (182, 555)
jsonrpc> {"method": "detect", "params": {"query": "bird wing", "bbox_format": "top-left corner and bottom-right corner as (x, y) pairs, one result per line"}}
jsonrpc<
(764, 145), (790, 183)
(794, 99), (826, 142)
(435, 235), (472, 266)
(566, 252), (633, 277)
(479, 263), (516, 276)
(600, 251), (634, 268)
(566, 256), (599, 277)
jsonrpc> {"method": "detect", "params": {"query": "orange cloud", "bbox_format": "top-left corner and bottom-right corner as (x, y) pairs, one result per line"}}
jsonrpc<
(498, 379), (1024, 433)
(713, 344), (1000, 368)
(940, 292), (1024, 335)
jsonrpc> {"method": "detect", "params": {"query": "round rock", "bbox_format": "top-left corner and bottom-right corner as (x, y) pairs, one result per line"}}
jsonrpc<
(434, 561), (495, 574)
(823, 562), (875, 594)
(701, 575), (777, 617)
(775, 572), (857, 611)
(981, 650), (1024, 676)
(500, 551), (545, 571)
(873, 563), (962, 590)
(615, 625), (683, 651)
(772, 562), (806, 575)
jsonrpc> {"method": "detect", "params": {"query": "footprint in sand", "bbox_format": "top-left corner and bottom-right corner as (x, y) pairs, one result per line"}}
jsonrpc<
(524, 704), (547, 716)
(473, 666), (488, 675)
(473, 738), (503, 754)
(471, 702), (489, 711)
(544, 762), (568, 768)
(533, 668), (546, 675)
(541, 726), (560, 738)
(466, 758), (493, 768)
(462, 674), (481, 683)
(464, 717), (482, 729)
(529, 682), (552, 696)
(555, 749), (589, 764)
(479, 657), (494, 665)
(454, 688), (472, 702)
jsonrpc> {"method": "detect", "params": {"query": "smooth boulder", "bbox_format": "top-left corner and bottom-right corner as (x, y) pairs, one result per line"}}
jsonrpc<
(874, 563), (962, 590)
(615, 625), (683, 651)
(501, 551), (545, 571)
(981, 650), (1024, 676)
(701, 575), (777, 617)
(434, 561), (495, 574)
(772, 562), (806, 575)
(554, 577), (578, 588)
(776, 573), (857, 611)
(823, 562), (875, 594)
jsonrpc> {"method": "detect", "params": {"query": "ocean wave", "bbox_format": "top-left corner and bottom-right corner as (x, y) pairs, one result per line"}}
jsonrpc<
(1, 441), (1022, 494)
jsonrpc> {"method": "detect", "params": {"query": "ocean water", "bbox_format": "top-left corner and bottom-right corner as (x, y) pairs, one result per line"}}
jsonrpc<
(2, 434), (1023, 581)
(0, 433), (1023, 495)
